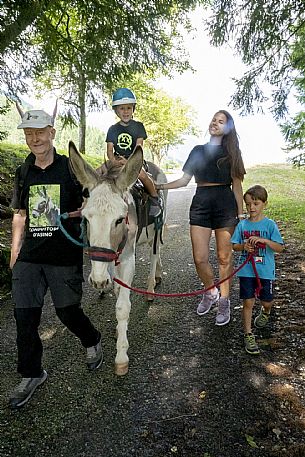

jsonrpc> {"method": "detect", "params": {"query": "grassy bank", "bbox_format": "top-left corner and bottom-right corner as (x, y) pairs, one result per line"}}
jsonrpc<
(244, 163), (305, 241)
(0, 142), (102, 173)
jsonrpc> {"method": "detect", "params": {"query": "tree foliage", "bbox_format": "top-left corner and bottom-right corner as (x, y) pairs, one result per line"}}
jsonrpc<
(118, 76), (200, 165)
(207, 0), (305, 119)
(1, 0), (203, 152)
(279, 28), (305, 166)
(0, 96), (106, 156)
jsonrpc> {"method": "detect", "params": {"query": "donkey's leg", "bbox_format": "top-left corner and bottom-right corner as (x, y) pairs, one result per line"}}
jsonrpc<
(114, 256), (135, 375)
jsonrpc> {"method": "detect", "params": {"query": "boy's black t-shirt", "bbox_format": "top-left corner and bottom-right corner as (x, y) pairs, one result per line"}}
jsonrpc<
(11, 150), (84, 266)
(106, 119), (147, 158)
(182, 143), (232, 184)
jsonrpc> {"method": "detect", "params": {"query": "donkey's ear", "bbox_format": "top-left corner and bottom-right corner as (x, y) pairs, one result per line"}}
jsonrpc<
(116, 145), (143, 191)
(68, 141), (99, 190)
(16, 101), (24, 118)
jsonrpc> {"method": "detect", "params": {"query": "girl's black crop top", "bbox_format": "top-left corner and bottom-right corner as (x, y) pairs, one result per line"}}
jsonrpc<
(182, 143), (232, 184)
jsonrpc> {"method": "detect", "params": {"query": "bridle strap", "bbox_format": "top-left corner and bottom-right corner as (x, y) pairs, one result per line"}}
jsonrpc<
(57, 211), (128, 264)
(86, 232), (128, 265)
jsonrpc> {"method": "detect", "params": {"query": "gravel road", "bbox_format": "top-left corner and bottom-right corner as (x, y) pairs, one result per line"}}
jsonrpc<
(0, 180), (304, 457)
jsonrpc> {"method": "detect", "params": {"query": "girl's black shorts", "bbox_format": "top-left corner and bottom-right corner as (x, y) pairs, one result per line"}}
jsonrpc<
(189, 185), (238, 229)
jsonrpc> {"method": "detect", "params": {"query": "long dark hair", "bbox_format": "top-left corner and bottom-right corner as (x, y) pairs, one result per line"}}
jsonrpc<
(217, 110), (246, 180)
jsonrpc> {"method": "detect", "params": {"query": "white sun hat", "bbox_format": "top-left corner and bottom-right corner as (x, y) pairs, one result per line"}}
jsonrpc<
(17, 110), (54, 129)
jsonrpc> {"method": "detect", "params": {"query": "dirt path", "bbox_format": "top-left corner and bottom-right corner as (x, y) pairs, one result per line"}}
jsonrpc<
(0, 183), (305, 457)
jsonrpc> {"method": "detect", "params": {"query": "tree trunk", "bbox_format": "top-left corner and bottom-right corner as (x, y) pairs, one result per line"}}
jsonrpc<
(78, 74), (86, 154)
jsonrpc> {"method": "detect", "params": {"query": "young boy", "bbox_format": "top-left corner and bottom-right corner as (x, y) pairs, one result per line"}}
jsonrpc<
(231, 185), (284, 355)
(106, 87), (161, 217)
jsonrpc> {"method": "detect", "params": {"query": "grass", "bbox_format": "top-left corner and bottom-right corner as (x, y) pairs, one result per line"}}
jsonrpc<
(244, 163), (305, 240)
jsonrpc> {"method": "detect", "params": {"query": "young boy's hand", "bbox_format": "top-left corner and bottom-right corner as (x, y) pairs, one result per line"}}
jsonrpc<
(244, 240), (255, 252)
(247, 236), (266, 248)
(113, 156), (127, 166)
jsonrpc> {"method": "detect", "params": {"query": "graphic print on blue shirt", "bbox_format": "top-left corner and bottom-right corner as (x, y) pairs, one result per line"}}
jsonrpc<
(242, 229), (266, 264)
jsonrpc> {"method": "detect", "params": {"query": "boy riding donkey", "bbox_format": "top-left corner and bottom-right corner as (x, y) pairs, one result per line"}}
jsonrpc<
(105, 88), (162, 218)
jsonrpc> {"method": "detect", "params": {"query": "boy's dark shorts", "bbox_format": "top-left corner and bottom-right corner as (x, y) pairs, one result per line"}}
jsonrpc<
(12, 261), (83, 309)
(239, 276), (273, 301)
(189, 185), (238, 229)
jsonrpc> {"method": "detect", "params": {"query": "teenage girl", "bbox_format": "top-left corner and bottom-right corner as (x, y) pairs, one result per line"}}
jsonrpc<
(156, 110), (246, 325)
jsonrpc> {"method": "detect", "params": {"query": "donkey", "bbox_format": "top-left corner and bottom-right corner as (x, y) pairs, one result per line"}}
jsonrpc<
(68, 141), (167, 375)
(32, 186), (60, 226)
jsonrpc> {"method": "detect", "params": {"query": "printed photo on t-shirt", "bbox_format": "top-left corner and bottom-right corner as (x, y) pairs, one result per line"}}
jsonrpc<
(29, 184), (60, 228)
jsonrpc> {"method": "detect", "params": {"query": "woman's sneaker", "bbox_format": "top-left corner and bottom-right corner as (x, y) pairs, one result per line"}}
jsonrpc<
(244, 333), (260, 355)
(215, 297), (231, 325)
(197, 290), (219, 315)
(9, 370), (48, 409)
(254, 308), (270, 328)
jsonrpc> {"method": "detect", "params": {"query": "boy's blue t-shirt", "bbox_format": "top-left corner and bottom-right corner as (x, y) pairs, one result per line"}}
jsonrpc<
(231, 217), (284, 280)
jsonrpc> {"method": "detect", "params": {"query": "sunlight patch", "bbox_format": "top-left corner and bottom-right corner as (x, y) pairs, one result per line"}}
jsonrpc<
(247, 372), (266, 388)
(264, 362), (293, 377)
(40, 328), (57, 340)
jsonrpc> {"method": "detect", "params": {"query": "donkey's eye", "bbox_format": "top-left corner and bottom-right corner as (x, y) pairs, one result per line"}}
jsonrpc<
(115, 217), (124, 226)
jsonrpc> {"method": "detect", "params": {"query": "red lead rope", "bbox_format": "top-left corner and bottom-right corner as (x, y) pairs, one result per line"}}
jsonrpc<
(113, 252), (262, 298)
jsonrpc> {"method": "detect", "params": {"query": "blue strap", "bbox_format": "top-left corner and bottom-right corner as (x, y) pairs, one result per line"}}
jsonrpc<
(56, 212), (88, 248)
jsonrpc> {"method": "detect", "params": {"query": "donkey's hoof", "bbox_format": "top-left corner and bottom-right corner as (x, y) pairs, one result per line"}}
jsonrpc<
(146, 294), (154, 302)
(115, 363), (129, 376)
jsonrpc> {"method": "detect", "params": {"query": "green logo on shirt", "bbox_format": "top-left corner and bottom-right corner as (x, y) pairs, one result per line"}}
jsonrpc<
(117, 133), (132, 150)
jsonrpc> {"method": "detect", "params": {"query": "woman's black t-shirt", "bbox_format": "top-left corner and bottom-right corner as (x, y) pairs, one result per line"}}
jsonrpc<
(182, 143), (232, 184)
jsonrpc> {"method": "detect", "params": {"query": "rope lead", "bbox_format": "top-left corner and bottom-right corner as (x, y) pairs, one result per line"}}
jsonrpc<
(113, 253), (262, 298)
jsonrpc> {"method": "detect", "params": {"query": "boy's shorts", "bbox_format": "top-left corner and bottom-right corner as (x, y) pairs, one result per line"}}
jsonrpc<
(239, 276), (273, 301)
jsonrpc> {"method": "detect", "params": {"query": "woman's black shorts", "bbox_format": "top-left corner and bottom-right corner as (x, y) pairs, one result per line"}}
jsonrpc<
(189, 185), (238, 229)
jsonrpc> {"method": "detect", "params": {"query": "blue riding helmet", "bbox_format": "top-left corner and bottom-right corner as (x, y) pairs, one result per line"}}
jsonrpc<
(112, 88), (137, 107)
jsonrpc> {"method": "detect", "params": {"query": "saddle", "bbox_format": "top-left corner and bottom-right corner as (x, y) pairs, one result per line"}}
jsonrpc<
(131, 180), (164, 244)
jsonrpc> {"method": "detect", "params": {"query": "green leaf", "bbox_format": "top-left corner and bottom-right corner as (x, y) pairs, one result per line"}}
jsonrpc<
(245, 434), (258, 448)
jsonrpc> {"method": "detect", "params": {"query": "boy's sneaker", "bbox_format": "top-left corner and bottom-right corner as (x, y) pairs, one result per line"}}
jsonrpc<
(215, 297), (230, 326)
(149, 196), (161, 217)
(244, 333), (260, 355)
(86, 336), (103, 371)
(254, 308), (270, 328)
(197, 290), (219, 315)
(9, 370), (48, 409)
